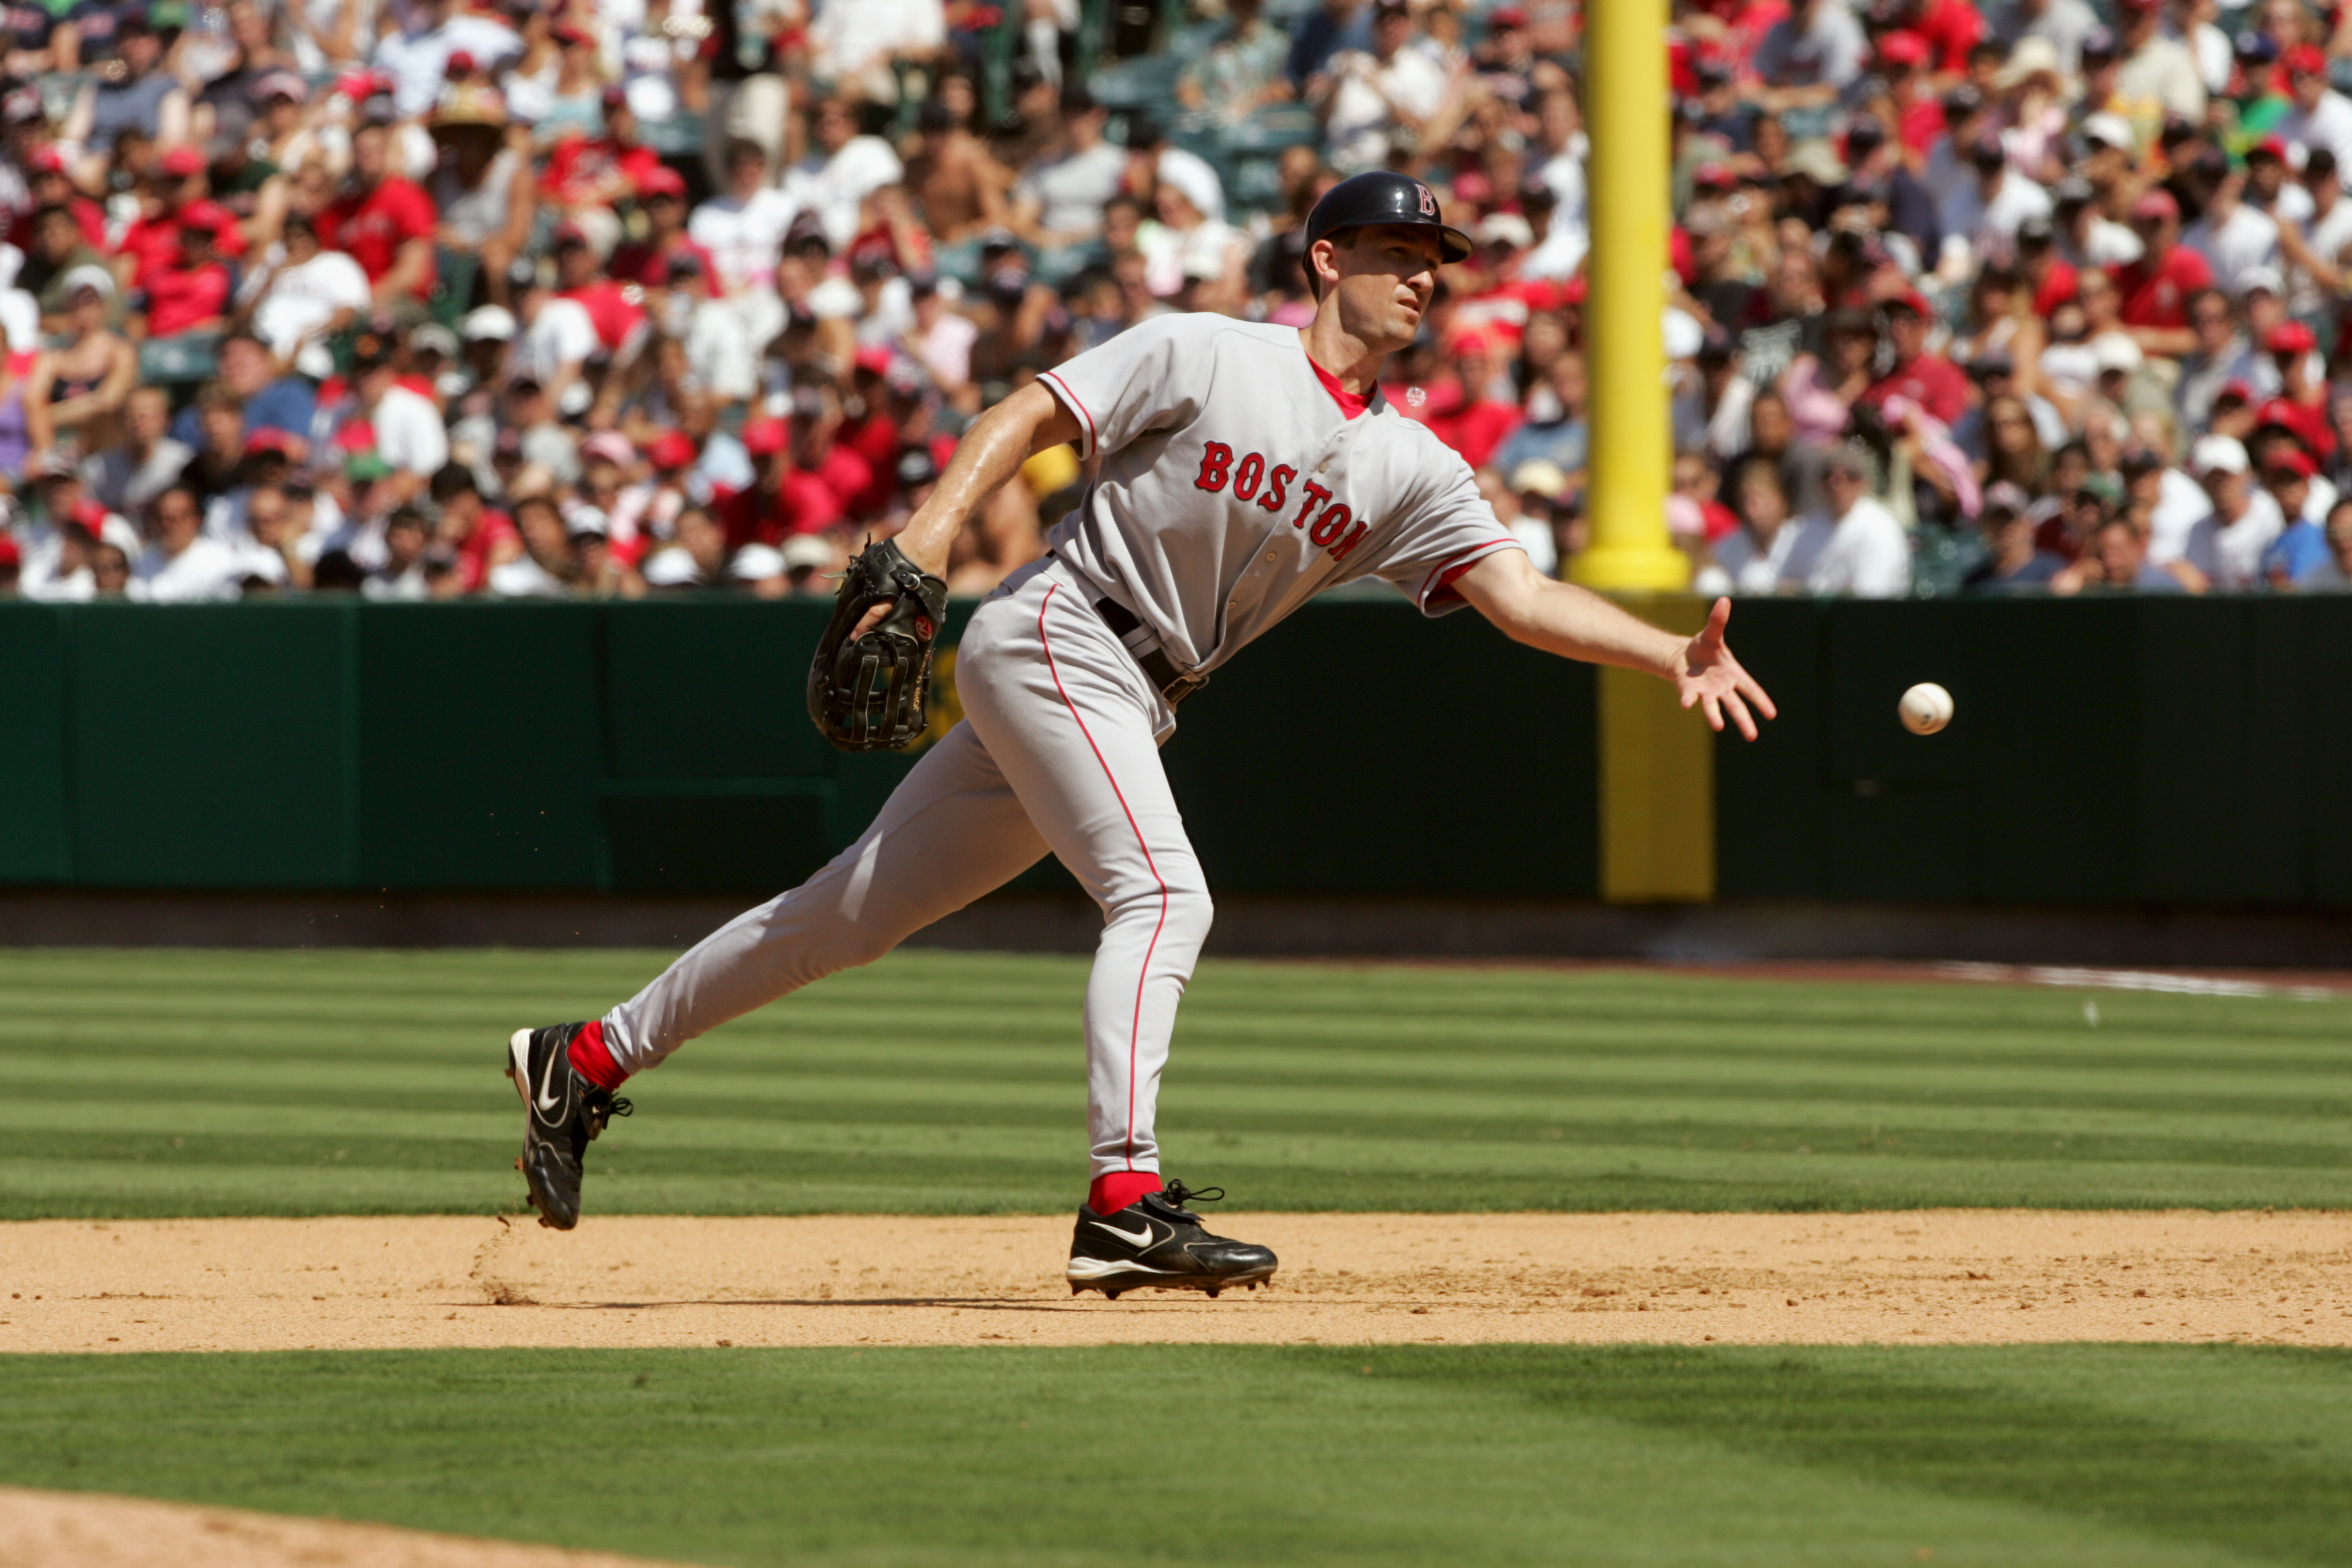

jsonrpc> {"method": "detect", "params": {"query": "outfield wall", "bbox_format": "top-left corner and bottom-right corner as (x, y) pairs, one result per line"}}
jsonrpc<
(1, 596), (2346, 914)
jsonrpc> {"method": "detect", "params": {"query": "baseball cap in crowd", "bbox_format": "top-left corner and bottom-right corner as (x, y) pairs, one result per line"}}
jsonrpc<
(648, 431), (698, 471)
(409, 322), (459, 359)
(175, 199), (235, 236)
(2191, 434), (2250, 475)
(895, 448), (940, 489)
(1875, 30), (1928, 68)
(2285, 44), (2328, 77)
(2092, 333), (2144, 375)
(641, 547), (703, 587)
(28, 144), (70, 175)
(2236, 29), (2279, 64)
(1845, 116), (1887, 156)
(2051, 175), (2095, 209)
(2214, 378), (2257, 409)
(581, 432), (634, 468)
(1509, 460), (1571, 499)
(1996, 36), (2061, 87)
(2267, 448), (2319, 480)
(1823, 442), (1875, 478)
(1967, 132), (2006, 171)
(729, 542), (787, 582)
(2079, 113), (2135, 154)
(1883, 287), (1932, 318)
(508, 257), (546, 293)
(784, 209), (830, 255)
(1489, 5), (1527, 28)
(638, 165), (687, 199)
(1782, 139), (1848, 185)
(1941, 83), (1985, 121)
(2075, 473), (2125, 507)
(244, 429), (301, 459)
(566, 507), (611, 540)
(59, 263), (115, 301)
(159, 145), (206, 178)
(2016, 213), (2055, 247)
(250, 69), (307, 104)
(1692, 162), (1740, 191)
(2080, 26), (2118, 60)
(740, 418), (789, 457)
(346, 452), (393, 483)
(1982, 481), (2030, 517)
(1476, 211), (1535, 250)
(2239, 265), (2285, 299)
(2267, 320), (2319, 356)
(1969, 350), (2016, 380)
(2130, 189), (2179, 223)
(2247, 136), (2292, 166)
(462, 304), (516, 342)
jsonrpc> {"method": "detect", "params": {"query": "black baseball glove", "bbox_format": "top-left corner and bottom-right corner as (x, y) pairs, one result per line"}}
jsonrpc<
(806, 538), (951, 752)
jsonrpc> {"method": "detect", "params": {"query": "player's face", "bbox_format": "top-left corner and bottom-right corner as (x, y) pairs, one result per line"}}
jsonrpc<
(1329, 225), (1442, 350)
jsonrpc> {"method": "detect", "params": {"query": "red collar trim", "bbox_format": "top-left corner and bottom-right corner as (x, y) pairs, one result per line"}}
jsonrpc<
(1306, 351), (1371, 420)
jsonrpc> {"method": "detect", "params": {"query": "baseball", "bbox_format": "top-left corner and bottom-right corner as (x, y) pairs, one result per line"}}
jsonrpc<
(1899, 683), (1954, 736)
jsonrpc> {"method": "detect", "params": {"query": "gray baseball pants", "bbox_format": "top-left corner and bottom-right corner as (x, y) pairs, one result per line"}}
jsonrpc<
(601, 557), (1209, 1178)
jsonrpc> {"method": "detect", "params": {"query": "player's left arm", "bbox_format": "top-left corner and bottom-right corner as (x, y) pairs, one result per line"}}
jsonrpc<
(1451, 549), (1779, 740)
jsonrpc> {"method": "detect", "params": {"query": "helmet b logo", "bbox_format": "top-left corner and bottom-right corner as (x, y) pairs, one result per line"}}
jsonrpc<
(1417, 185), (1437, 217)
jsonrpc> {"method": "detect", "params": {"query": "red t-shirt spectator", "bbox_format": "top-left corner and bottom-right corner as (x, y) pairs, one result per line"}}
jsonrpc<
(542, 137), (664, 207)
(560, 279), (648, 354)
(1428, 398), (1524, 471)
(144, 261), (231, 336)
(2112, 246), (2212, 331)
(1910, 0), (1982, 73)
(2259, 397), (2337, 460)
(317, 177), (437, 297)
(1860, 352), (1971, 426)
(458, 509), (522, 593)
(838, 410), (901, 518)
(2030, 258), (2079, 317)
(5, 194), (105, 254)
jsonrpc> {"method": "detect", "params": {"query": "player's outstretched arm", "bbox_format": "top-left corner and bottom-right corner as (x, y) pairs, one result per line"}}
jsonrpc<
(893, 381), (1083, 579)
(1452, 551), (1778, 740)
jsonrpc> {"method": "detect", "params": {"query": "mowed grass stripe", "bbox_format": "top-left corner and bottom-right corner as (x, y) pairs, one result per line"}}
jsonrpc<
(3, 1344), (2349, 1567)
(2, 949), (2347, 1218)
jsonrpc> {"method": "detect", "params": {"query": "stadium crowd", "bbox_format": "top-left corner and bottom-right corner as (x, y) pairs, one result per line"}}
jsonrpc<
(4, 0), (2352, 603)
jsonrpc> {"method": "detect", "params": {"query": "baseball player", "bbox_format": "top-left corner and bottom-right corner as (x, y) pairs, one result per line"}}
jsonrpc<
(506, 171), (1777, 1300)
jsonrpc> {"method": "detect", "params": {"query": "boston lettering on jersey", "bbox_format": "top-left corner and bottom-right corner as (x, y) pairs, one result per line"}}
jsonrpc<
(1191, 440), (1370, 562)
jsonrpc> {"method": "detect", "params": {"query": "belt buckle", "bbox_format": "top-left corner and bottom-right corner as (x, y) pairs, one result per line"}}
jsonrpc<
(1162, 670), (1209, 707)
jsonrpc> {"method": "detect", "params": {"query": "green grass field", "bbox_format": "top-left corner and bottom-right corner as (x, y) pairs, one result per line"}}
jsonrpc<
(1, 947), (2346, 1218)
(5, 948), (2347, 1565)
(7, 1344), (2351, 1566)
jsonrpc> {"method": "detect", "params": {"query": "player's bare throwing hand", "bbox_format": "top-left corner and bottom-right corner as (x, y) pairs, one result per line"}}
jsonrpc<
(505, 172), (1776, 1300)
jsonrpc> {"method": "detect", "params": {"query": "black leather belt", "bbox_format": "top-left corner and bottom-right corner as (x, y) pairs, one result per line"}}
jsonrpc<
(1092, 596), (1208, 707)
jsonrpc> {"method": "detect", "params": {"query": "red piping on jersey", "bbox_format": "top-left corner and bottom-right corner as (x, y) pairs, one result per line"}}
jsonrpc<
(1422, 538), (1520, 607)
(1039, 581), (1165, 1171)
(1040, 369), (1099, 458)
(1304, 354), (1371, 420)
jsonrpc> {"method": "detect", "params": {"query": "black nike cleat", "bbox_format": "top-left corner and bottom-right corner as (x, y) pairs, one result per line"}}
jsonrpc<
(1067, 1180), (1277, 1300)
(505, 1024), (632, 1230)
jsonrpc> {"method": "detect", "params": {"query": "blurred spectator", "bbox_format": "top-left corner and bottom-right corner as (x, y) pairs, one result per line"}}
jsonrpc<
(130, 485), (242, 601)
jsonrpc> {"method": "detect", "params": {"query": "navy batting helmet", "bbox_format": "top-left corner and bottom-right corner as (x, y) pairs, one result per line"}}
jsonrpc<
(1304, 172), (1474, 269)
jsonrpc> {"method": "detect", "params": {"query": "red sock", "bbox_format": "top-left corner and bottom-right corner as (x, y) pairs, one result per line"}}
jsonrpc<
(567, 1020), (628, 1093)
(1088, 1171), (1163, 1214)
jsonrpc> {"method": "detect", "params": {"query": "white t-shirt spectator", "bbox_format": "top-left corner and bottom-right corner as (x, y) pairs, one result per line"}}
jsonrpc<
(783, 136), (905, 253)
(369, 384), (450, 477)
(1805, 495), (1910, 597)
(1751, 2), (1868, 92)
(1937, 170), (2053, 270)
(1985, 0), (2099, 72)
(2116, 36), (2206, 120)
(2148, 467), (2213, 563)
(371, 21), (457, 119)
(2279, 91), (2352, 175)
(686, 295), (763, 401)
(1017, 142), (1129, 239)
(1700, 522), (1816, 595)
(808, 0), (945, 84)
(689, 188), (799, 295)
(488, 554), (569, 597)
(516, 296), (601, 414)
(130, 536), (244, 602)
(2184, 501), (2284, 589)
(1323, 46), (1447, 174)
(2183, 203), (2282, 297)
(243, 246), (373, 380)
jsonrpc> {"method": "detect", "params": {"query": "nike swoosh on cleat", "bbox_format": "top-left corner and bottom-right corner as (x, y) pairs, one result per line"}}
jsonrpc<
(1091, 1218), (1155, 1248)
(535, 1043), (567, 1114)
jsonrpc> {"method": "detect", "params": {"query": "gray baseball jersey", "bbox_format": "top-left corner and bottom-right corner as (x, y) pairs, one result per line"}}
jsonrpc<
(1038, 315), (1526, 673)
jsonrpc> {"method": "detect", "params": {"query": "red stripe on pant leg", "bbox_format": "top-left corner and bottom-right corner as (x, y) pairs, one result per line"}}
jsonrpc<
(1038, 581), (1167, 1171)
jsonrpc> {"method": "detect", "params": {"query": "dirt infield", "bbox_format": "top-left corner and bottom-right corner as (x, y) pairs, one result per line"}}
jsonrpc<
(3, 1210), (2347, 1351)
(0, 1487), (687, 1568)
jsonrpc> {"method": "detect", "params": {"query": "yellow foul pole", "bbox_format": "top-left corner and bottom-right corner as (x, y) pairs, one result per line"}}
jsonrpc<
(1571, 0), (1689, 590)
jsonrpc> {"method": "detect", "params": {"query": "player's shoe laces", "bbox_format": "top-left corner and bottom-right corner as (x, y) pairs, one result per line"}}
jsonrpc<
(505, 1023), (632, 1231)
(1067, 1180), (1277, 1300)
